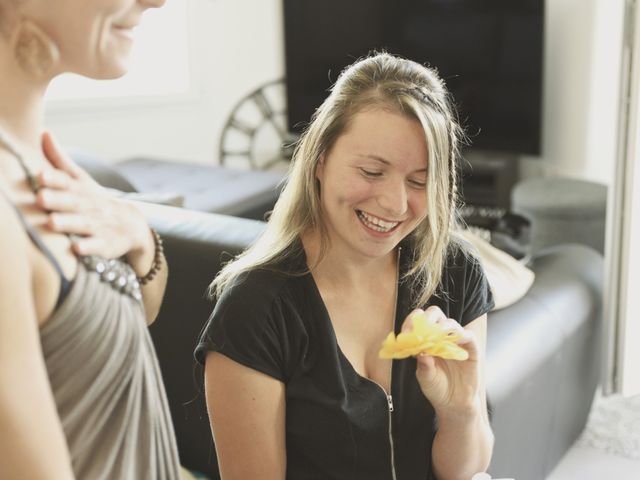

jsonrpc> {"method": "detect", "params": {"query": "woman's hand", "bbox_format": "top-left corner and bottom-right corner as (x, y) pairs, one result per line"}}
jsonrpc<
(403, 306), (481, 415)
(37, 132), (167, 323)
(36, 132), (152, 266)
(412, 308), (494, 478)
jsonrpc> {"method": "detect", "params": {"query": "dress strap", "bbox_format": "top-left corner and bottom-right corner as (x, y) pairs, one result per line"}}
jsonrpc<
(0, 188), (72, 307)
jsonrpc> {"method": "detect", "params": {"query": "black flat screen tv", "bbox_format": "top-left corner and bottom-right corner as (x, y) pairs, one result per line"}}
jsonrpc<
(284, 0), (544, 156)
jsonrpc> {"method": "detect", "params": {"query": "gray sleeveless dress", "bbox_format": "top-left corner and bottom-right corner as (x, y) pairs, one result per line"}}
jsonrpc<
(40, 258), (181, 479)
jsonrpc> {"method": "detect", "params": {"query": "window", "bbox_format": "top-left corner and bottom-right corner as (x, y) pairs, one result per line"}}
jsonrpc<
(45, 0), (190, 105)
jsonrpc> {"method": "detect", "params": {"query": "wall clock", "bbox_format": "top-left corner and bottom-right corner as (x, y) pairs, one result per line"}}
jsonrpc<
(218, 79), (297, 171)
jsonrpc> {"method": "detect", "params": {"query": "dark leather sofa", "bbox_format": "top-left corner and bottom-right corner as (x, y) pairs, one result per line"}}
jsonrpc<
(77, 154), (603, 479)
(135, 201), (603, 480)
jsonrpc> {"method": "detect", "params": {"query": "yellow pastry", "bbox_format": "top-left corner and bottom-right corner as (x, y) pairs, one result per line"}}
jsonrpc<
(379, 310), (469, 361)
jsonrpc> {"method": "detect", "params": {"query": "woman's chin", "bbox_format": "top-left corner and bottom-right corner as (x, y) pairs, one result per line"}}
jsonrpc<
(83, 42), (134, 80)
(98, 64), (129, 80)
(82, 58), (131, 80)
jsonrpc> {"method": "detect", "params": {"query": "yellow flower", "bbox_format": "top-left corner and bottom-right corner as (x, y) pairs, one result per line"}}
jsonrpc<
(378, 310), (469, 361)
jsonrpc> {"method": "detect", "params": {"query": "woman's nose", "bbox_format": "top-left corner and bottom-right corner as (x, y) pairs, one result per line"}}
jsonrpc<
(377, 178), (408, 218)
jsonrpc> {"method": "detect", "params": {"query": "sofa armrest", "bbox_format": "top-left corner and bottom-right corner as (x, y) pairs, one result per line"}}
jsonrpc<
(70, 150), (138, 192)
(487, 244), (603, 480)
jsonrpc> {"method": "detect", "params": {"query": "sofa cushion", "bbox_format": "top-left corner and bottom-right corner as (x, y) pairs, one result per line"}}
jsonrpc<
(459, 229), (535, 311)
(115, 157), (284, 221)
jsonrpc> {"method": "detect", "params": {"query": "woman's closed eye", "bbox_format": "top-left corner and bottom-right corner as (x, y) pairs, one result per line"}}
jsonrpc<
(408, 178), (427, 189)
(359, 168), (383, 178)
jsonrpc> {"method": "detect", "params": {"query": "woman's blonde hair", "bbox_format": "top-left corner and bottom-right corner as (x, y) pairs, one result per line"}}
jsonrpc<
(210, 52), (466, 308)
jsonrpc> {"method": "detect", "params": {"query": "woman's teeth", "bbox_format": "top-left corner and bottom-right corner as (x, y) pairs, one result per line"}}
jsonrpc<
(357, 210), (399, 233)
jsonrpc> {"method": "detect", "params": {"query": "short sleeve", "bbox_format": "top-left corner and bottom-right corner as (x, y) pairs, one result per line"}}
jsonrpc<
(431, 246), (495, 327)
(194, 274), (296, 383)
(460, 252), (495, 325)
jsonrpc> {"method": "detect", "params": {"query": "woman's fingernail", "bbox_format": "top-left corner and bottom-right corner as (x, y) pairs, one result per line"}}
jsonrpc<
(72, 240), (85, 255)
(49, 213), (61, 229)
(38, 190), (50, 204)
(46, 131), (59, 146)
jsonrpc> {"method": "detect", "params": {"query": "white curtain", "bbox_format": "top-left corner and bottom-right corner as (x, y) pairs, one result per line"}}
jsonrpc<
(603, 0), (640, 397)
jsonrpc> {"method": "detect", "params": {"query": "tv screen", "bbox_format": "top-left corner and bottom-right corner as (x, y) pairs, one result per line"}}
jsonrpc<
(284, 0), (544, 155)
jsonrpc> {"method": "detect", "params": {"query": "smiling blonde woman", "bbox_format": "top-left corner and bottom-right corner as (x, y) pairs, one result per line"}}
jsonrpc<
(197, 52), (495, 480)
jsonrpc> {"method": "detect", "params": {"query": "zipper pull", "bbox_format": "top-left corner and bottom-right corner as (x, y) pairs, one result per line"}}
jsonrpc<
(387, 394), (394, 413)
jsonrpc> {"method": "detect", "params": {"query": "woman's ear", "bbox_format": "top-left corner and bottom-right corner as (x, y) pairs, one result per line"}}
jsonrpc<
(12, 19), (59, 78)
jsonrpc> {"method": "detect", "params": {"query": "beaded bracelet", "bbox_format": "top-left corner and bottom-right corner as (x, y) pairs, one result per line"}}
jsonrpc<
(137, 228), (164, 285)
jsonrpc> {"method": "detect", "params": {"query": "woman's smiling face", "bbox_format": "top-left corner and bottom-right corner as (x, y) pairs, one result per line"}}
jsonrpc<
(316, 108), (429, 261)
(20, 0), (165, 79)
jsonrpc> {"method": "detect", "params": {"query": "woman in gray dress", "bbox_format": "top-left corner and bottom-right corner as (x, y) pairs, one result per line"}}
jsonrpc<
(0, 0), (181, 478)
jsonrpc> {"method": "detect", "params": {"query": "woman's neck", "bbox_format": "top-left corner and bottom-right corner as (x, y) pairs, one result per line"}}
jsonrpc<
(0, 47), (49, 151)
(302, 230), (398, 289)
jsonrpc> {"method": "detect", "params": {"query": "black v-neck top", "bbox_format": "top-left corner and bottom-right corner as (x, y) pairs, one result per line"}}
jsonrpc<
(195, 243), (494, 479)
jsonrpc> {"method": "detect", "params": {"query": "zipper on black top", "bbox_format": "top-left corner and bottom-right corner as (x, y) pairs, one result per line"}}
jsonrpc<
(387, 392), (397, 480)
(386, 247), (401, 480)
(363, 247), (402, 479)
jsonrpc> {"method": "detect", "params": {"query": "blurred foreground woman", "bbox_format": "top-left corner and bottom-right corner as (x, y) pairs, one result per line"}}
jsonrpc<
(0, 0), (181, 478)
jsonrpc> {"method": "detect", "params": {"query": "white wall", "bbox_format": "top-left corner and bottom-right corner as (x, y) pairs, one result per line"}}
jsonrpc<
(45, 0), (626, 186)
(584, 0), (626, 184)
(45, 0), (286, 165)
(520, 0), (625, 185)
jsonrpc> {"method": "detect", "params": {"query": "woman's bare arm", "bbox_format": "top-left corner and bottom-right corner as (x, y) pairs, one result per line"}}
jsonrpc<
(0, 206), (75, 479)
(204, 352), (286, 480)
(431, 314), (494, 480)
